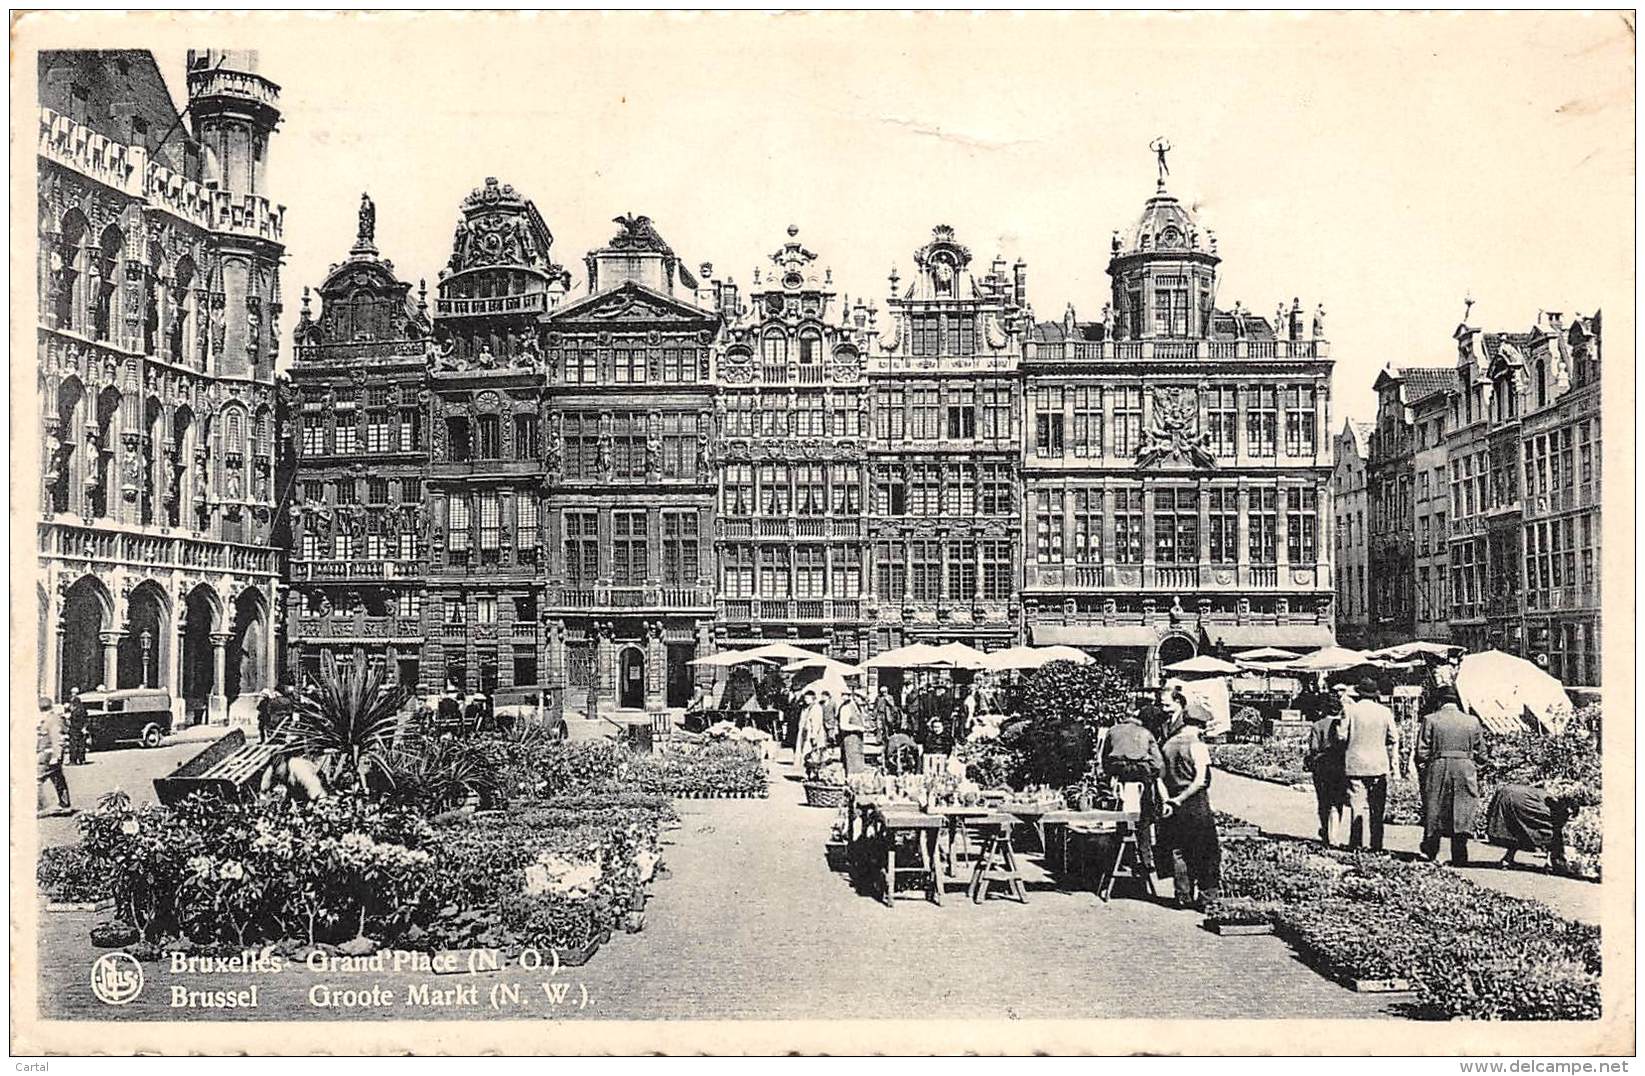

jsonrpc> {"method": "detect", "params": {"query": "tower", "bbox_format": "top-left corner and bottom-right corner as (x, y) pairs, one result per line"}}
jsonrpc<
(186, 49), (284, 381)
(1106, 142), (1219, 341)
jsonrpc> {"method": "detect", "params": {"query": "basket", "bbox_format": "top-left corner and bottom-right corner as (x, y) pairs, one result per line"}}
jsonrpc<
(803, 781), (849, 808)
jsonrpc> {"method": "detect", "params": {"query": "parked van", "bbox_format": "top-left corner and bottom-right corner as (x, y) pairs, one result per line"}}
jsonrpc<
(80, 688), (174, 749)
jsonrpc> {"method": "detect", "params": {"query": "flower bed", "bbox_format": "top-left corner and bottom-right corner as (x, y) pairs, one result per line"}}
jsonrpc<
(629, 742), (769, 799)
(1208, 835), (1600, 1019)
(38, 844), (112, 905)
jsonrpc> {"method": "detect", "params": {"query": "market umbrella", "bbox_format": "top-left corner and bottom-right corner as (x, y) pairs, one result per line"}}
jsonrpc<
(862, 643), (945, 669)
(782, 655), (865, 679)
(983, 644), (1097, 670)
(739, 641), (821, 664)
(688, 650), (782, 668)
(1163, 654), (1242, 676)
(1285, 646), (1378, 672)
(1366, 641), (1464, 663)
(924, 641), (994, 670)
(1233, 646), (1300, 663)
(1456, 649), (1574, 735)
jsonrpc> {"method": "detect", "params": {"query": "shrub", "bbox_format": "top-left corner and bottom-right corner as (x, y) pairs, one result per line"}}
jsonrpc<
(1002, 660), (1133, 788)
(38, 844), (111, 903)
(630, 742), (768, 797)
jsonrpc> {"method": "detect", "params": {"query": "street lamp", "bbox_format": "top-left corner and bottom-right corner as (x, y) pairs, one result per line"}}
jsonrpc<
(140, 629), (153, 688)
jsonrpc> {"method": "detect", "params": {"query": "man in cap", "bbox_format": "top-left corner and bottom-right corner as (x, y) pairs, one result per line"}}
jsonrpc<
(1338, 676), (1397, 851)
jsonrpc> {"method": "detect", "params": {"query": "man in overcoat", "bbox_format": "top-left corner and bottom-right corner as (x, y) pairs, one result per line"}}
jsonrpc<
(1414, 687), (1488, 865)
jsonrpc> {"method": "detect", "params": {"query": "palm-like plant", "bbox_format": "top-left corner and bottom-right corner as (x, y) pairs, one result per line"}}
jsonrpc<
(283, 652), (411, 794)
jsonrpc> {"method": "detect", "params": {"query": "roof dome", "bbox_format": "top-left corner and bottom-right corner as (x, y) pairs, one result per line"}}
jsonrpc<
(1116, 188), (1208, 258)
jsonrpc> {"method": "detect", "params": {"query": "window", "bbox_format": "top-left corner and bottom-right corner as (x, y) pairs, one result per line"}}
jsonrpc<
(516, 496), (538, 552)
(446, 416), (471, 462)
(1154, 488), (1199, 564)
(911, 316), (939, 357)
(947, 541), (978, 602)
(760, 393), (790, 437)
(723, 394), (755, 438)
(830, 465), (861, 515)
(795, 463), (827, 516)
(723, 464), (754, 516)
(761, 463), (792, 515)
(398, 532), (418, 560)
(982, 541), (1013, 600)
(981, 381), (1012, 440)
(398, 409), (421, 450)
(1114, 490), (1144, 564)
(613, 342), (647, 384)
(721, 544), (754, 597)
(334, 411), (358, 455)
(831, 392), (862, 438)
(333, 532), (351, 560)
(910, 540), (941, 601)
(564, 341), (597, 384)
(1248, 487), (1277, 563)
(448, 495), (470, 552)
(1209, 489), (1238, 563)
(794, 547), (826, 598)
(514, 415), (540, 460)
(1418, 514), (1431, 556)
(1246, 386), (1278, 458)
(795, 394), (827, 437)
(1072, 388), (1103, 458)
(1153, 275), (1189, 337)
(1114, 388), (1144, 457)
(661, 412), (697, 478)
(300, 414), (324, 455)
(663, 344), (694, 383)
(946, 385), (976, 440)
(909, 463), (941, 515)
(875, 468), (906, 516)
(1206, 386), (1237, 458)
(758, 546), (790, 597)
(1035, 489), (1064, 563)
(396, 592), (421, 619)
(873, 388), (904, 440)
(475, 595), (497, 624)
(832, 546), (862, 597)
(399, 478), (422, 504)
(943, 463), (976, 516)
(1287, 487), (1319, 563)
(300, 533), (319, 560)
(444, 597), (464, 625)
(564, 413), (600, 478)
(612, 412), (646, 478)
(334, 479), (358, 506)
(612, 511), (648, 585)
(910, 387), (940, 440)
(564, 511), (598, 585)
(477, 493), (501, 559)
(565, 642), (593, 688)
(366, 478), (390, 505)
(662, 511), (698, 584)
(980, 462), (1013, 516)
(365, 411), (391, 453)
(761, 332), (789, 373)
(875, 540), (906, 600)
(1035, 387), (1065, 457)
(513, 653), (539, 688)
(1073, 489), (1102, 564)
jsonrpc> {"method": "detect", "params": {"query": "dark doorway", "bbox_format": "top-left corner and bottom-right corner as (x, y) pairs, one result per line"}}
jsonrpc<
(619, 647), (645, 709)
(1157, 634), (1197, 672)
(666, 643), (695, 707)
(59, 576), (109, 697)
(117, 583), (168, 689)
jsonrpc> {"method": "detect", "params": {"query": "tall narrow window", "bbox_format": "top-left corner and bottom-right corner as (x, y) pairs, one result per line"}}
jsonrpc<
(910, 540), (941, 601)
(721, 544), (754, 597)
(1246, 386), (1278, 458)
(1114, 388), (1144, 457)
(946, 384), (976, 440)
(365, 410), (390, 453)
(980, 462), (1012, 516)
(982, 541), (1013, 601)
(981, 381), (1012, 440)
(1072, 388), (1103, 457)
(1284, 385), (1317, 456)
(662, 511), (699, 584)
(334, 409), (358, 455)
(477, 492), (501, 562)
(448, 495), (470, 553)
(876, 468), (906, 516)
(516, 496), (539, 562)
(1152, 276), (1189, 336)
(398, 408), (421, 451)
(1114, 490), (1144, 564)
(564, 511), (599, 585)
(758, 546), (790, 597)
(723, 464), (754, 516)
(1154, 488), (1200, 563)
(1206, 386), (1237, 458)
(1248, 488), (1278, 563)
(1035, 489), (1064, 563)
(445, 416), (470, 462)
(795, 463), (827, 516)
(875, 540), (906, 601)
(612, 511), (648, 585)
(910, 387), (940, 440)
(1035, 387), (1065, 457)
(1287, 487), (1319, 563)
(794, 547), (826, 598)
(947, 540), (978, 602)
(1209, 489), (1238, 563)
(1073, 489), (1103, 564)
(831, 546), (862, 598)
(514, 414), (540, 460)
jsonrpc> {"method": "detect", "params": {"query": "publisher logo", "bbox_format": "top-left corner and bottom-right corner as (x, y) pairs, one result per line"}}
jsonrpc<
(91, 952), (144, 1005)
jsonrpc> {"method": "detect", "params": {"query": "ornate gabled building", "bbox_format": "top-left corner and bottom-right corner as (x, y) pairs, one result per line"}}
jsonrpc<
(539, 214), (722, 711)
(423, 178), (566, 696)
(863, 225), (1028, 671)
(282, 195), (434, 687)
(709, 226), (875, 662)
(1020, 161), (1335, 681)
(1331, 419), (1373, 648)
(1366, 364), (1457, 649)
(36, 50), (284, 724)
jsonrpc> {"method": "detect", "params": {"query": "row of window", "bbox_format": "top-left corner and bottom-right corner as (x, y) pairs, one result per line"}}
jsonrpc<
(722, 463), (864, 516)
(561, 412), (701, 479)
(1032, 487), (1320, 565)
(301, 408), (423, 456)
(300, 532), (420, 561)
(872, 383), (1013, 441)
(1524, 513), (1598, 596)
(302, 477), (423, 507)
(872, 539), (1015, 603)
(552, 342), (707, 385)
(562, 510), (700, 587)
(871, 462), (1016, 517)
(722, 393), (865, 439)
(1033, 385), (1319, 460)
(720, 545), (863, 599)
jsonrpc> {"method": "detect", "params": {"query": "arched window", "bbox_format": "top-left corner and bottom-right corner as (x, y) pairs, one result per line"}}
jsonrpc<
(761, 332), (788, 369)
(54, 210), (90, 332)
(93, 224), (122, 342)
(171, 256), (196, 365)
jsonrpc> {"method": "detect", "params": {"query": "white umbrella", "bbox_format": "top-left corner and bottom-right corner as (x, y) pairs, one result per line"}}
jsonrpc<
(984, 644), (1097, 670)
(740, 641), (821, 664)
(924, 641), (994, 670)
(1456, 649), (1574, 735)
(1367, 641), (1464, 662)
(1164, 654), (1242, 675)
(1286, 646), (1378, 672)
(688, 650), (772, 668)
(1233, 646), (1300, 663)
(862, 643), (945, 669)
(783, 655), (865, 678)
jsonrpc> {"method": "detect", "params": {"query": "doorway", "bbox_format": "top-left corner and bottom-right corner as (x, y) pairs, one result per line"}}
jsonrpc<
(666, 643), (695, 707)
(1157, 634), (1197, 672)
(619, 647), (645, 709)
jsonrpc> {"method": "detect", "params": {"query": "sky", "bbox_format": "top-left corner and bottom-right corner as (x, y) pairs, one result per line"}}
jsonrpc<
(152, 11), (1634, 425)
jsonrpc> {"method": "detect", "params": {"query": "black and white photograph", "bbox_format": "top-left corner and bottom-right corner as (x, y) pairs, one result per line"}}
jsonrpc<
(10, 9), (1634, 1058)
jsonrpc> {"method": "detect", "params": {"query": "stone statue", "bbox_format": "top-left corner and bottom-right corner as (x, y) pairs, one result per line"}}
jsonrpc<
(1150, 136), (1172, 185)
(1137, 386), (1217, 470)
(596, 432), (613, 476)
(358, 193), (376, 245)
(1313, 303), (1326, 338)
(225, 470), (242, 501)
(645, 429), (662, 474)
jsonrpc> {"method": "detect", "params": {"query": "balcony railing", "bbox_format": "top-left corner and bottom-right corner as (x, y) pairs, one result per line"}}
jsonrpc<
(434, 292), (547, 317)
(716, 516), (862, 540)
(293, 558), (424, 581)
(41, 521), (279, 575)
(1023, 337), (1326, 363)
(722, 598), (864, 622)
(187, 68), (282, 110)
(1153, 565), (1200, 590)
(546, 585), (713, 610)
(294, 616), (423, 641)
(1247, 566), (1279, 588)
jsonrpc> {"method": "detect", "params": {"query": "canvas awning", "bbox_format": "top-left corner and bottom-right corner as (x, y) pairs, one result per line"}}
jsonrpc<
(1205, 624), (1337, 651)
(1030, 624), (1159, 649)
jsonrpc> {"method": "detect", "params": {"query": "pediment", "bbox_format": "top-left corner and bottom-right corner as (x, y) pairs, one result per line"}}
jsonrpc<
(549, 282), (712, 326)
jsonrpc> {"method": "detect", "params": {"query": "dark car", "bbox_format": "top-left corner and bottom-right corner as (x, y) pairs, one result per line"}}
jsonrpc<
(80, 688), (174, 749)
